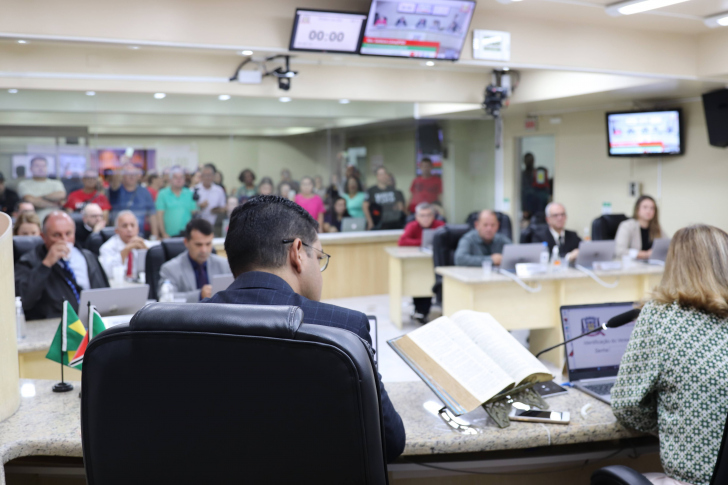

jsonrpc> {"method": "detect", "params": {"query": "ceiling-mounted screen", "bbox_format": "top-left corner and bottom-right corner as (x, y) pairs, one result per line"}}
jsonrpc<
(606, 109), (684, 157)
(360, 0), (476, 60)
(289, 9), (368, 54)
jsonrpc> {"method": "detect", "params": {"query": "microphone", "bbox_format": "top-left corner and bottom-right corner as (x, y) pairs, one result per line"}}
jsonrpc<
(535, 308), (641, 359)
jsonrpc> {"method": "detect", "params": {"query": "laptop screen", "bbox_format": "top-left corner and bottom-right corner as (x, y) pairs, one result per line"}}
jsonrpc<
(560, 302), (637, 381)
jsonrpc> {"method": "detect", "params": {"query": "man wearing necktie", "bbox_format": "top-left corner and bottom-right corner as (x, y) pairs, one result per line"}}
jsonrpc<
(98, 210), (151, 281)
(14, 211), (109, 320)
(531, 202), (582, 262)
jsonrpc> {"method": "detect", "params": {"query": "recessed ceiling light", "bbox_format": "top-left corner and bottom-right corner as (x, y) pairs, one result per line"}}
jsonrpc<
(129, 45), (140, 50)
(606, 0), (689, 16)
(704, 12), (728, 27)
(8, 89), (18, 94)
(279, 96), (292, 103)
(154, 92), (166, 99)
(218, 94), (231, 101)
(502, 67), (510, 71)
(339, 99), (350, 104)
(17, 40), (27, 44)
(425, 61), (435, 67)
(85, 91), (96, 96)
(241, 50), (254, 56)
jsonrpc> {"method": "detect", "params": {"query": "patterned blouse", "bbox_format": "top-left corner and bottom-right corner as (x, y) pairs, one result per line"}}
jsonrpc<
(612, 300), (728, 485)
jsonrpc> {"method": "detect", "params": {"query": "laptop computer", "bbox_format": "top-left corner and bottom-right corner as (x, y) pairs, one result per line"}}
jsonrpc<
(420, 229), (436, 254)
(560, 301), (638, 404)
(650, 238), (671, 262)
(575, 240), (616, 269)
(78, 285), (150, 327)
(211, 274), (234, 296)
(500, 243), (544, 272)
(341, 217), (366, 233)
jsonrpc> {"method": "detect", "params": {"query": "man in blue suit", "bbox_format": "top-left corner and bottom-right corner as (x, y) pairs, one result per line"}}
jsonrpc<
(206, 195), (406, 462)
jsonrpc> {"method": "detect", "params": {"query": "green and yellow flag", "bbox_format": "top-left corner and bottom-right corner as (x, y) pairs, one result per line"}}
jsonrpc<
(45, 301), (87, 366)
(69, 306), (106, 370)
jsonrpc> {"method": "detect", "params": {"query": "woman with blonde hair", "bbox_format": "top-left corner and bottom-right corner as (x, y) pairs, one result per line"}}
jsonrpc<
(612, 224), (728, 485)
(615, 195), (666, 259)
(13, 211), (41, 236)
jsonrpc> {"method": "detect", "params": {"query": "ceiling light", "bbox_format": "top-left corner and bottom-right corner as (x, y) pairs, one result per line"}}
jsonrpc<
(154, 92), (166, 99)
(218, 94), (231, 101)
(8, 89), (18, 94)
(279, 96), (292, 103)
(17, 40), (27, 44)
(425, 61), (435, 67)
(339, 99), (350, 104)
(606, 0), (689, 16)
(704, 12), (728, 27)
(129, 45), (140, 50)
(241, 50), (254, 56)
(502, 67), (510, 71)
(85, 91), (96, 96)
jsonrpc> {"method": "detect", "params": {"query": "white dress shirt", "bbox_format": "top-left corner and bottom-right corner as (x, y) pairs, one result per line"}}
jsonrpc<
(195, 183), (227, 225)
(66, 246), (90, 290)
(549, 227), (565, 248)
(99, 234), (158, 280)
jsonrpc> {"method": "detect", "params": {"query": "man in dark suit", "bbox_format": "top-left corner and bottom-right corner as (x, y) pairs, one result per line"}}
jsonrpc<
(15, 211), (109, 320)
(531, 202), (581, 262)
(206, 195), (406, 463)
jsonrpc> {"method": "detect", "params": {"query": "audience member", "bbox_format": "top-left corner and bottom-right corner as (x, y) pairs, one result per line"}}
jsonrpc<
(15, 211), (108, 319)
(531, 202), (581, 262)
(75, 203), (106, 247)
(158, 219), (230, 302)
(214, 170), (227, 194)
(108, 162), (158, 237)
(278, 182), (294, 201)
(258, 177), (274, 196)
(408, 158), (442, 213)
(363, 167), (406, 230)
(156, 167), (197, 238)
(16, 202), (35, 215)
(17, 156), (67, 221)
(146, 173), (164, 201)
(99, 210), (150, 280)
(13, 212), (41, 236)
(63, 169), (111, 218)
(236, 169), (257, 201)
(195, 164), (227, 227)
(313, 175), (326, 199)
(615, 195), (666, 259)
(612, 225), (728, 485)
(342, 176), (366, 219)
(206, 195), (405, 462)
(189, 170), (201, 188)
(295, 176), (326, 229)
(0, 171), (19, 216)
(323, 197), (350, 233)
(279, 168), (299, 193)
(454, 210), (511, 266)
(398, 202), (445, 322)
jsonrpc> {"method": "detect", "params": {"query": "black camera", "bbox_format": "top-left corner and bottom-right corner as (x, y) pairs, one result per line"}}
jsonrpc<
(483, 85), (508, 118)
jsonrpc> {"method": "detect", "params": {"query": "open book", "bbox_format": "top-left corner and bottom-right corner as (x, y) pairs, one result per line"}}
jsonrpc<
(389, 310), (553, 415)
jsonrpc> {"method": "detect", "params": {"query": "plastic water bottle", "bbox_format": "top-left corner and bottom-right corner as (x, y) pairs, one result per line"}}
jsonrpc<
(15, 297), (26, 340)
(159, 280), (174, 303)
(551, 245), (563, 272)
(583, 226), (591, 241)
(539, 242), (549, 266)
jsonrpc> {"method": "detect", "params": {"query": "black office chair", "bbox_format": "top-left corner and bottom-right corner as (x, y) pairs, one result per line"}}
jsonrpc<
(13, 235), (43, 264)
(86, 227), (117, 256)
(81, 303), (389, 485)
(592, 411), (728, 485)
(432, 224), (470, 303)
(145, 238), (217, 300)
(70, 211), (84, 226)
(465, 211), (513, 241)
(519, 222), (549, 244)
(591, 214), (628, 241)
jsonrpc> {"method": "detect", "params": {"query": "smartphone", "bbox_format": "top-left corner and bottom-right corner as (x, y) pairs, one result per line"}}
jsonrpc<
(509, 408), (570, 424)
(534, 380), (568, 398)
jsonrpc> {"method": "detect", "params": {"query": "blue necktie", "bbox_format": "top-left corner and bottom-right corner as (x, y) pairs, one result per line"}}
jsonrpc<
(59, 259), (81, 304)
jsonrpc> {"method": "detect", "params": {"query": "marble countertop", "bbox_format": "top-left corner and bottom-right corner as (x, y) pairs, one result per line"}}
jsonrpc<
(435, 264), (663, 284)
(17, 319), (59, 354)
(385, 246), (432, 259)
(0, 378), (643, 483)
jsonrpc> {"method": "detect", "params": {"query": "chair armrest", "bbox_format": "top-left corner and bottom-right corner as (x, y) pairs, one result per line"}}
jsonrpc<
(591, 465), (654, 485)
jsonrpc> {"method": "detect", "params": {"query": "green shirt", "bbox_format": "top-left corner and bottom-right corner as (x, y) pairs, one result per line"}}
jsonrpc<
(612, 300), (728, 485)
(156, 187), (197, 237)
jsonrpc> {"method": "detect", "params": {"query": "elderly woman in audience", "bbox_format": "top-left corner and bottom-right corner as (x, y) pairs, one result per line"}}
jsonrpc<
(615, 195), (666, 259)
(323, 196), (350, 233)
(295, 176), (326, 230)
(612, 224), (728, 485)
(13, 211), (41, 236)
(236, 169), (257, 200)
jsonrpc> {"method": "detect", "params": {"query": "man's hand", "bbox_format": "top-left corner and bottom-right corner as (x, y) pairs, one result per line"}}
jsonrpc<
(121, 237), (148, 261)
(637, 249), (652, 260)
(491, 254), (503, 266)
(198, 200), (209, 209)
(200, 284), (212, 299)
(566, 249), (579, 262)
(42, 241), (70, 268)
(93, 220), (107, 233)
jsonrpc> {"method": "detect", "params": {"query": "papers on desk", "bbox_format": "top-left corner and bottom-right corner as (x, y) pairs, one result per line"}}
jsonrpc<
(101, 314), (135, 328)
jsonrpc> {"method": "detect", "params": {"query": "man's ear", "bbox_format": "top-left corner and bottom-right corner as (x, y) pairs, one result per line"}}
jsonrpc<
(288, 238), (305, 275)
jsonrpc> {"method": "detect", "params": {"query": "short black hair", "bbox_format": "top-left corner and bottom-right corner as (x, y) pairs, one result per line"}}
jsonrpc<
(225, 195), (318, 277)
(184, 218), (214, 240)
(420, 158), (432, 164)
(203, 163), (217, 174)
(238, 168), (256, 184)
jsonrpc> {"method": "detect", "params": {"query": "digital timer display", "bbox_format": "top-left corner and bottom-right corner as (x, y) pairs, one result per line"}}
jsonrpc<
(290, 9), (368, 54)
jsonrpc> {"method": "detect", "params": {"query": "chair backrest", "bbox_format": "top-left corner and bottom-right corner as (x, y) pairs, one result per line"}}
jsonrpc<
(145, 238), (216, 300)
(81, 303), (388, 485)
(432, 224), (470, 268)
(86, 227), (117, 256)
(591, 214), (628, 241)
(519, 223), (549, 244)
(465, 211), (512, 241)
(13, 235), (43, 264)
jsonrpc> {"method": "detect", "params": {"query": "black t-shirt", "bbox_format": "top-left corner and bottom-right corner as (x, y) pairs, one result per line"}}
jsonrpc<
(366, 186), (406, 229)
(640, 227), (652, 251)
(0, 187), (19, 215)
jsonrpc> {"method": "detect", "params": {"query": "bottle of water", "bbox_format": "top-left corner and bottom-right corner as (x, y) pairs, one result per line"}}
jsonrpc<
(16, 297), (26, 340)
(583, 226), (591, 241)
(551, 245), (562, 272)
(159, 280), (174, 303)
(539, 242), (549, 266)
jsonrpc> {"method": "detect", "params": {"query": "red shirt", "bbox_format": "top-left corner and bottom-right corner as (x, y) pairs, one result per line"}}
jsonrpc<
(147, 187), (158, 201)
(398, 219), (445, 247)
(409, 176), (442, 213)
(63, 189), (111, 212)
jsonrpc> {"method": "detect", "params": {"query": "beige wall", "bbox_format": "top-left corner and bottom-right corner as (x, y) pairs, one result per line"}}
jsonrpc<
(503, 101), (728, 238)
(0, 212), (20, 423)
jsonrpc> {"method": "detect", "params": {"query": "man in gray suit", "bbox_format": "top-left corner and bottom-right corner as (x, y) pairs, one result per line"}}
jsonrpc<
(159, 218), (231, 302)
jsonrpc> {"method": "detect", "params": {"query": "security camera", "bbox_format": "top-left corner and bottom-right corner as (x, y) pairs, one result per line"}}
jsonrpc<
(266, 55), (298, 91)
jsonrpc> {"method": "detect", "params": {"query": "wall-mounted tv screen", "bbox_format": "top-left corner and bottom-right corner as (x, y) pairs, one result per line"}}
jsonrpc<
(606, 109), (683, 157)
(360, 0), (476, 60)
(289, 9), (368, 54)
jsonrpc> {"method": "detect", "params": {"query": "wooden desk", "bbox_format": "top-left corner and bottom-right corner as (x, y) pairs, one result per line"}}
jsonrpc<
(435, 265), (663, 367)
(385, 247), (434, 329)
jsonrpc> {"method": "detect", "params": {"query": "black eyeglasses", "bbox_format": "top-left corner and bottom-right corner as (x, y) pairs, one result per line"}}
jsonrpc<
(282, 239), (331, 272)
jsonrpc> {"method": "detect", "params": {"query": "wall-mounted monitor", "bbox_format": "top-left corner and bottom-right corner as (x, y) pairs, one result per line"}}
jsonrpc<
(606, 109), (684, 157)
(360, 0), (476, 60)
(289, 9), (368, 54)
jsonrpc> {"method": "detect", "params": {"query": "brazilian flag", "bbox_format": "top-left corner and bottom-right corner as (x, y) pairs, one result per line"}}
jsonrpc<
(45, 301), (87, 366)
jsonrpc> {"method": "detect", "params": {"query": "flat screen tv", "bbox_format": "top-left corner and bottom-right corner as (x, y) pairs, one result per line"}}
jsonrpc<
(289, 9), (368, 54)
(606, 109), (684, 157)
(360, 0), (476, 60)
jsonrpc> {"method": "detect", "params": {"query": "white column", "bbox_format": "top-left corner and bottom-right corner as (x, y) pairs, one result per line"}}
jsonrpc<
(0, 212), (19, 422)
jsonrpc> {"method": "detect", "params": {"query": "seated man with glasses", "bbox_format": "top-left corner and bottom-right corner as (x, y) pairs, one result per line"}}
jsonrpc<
(205, 195), (406, 462)
(531, 202), (581, 262)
